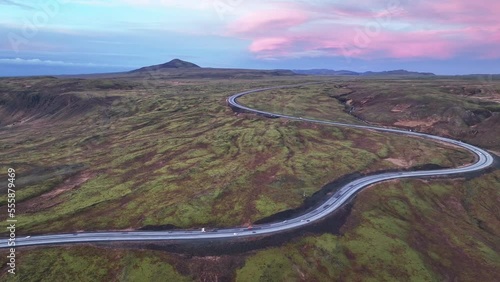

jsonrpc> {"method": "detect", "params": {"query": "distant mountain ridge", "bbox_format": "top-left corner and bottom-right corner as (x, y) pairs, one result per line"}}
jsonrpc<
(363, 69), (435, 76)
(73, 59), (436, 79)
(293, 69), (435, 76)
(132, 60), (435, 77)
(292, 69), (360, 75)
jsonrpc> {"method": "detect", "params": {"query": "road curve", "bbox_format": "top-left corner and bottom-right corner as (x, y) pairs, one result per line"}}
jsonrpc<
(1, 83), (495, 248)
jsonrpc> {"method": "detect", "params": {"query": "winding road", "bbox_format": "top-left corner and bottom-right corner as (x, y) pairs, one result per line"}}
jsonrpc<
(1, 83), (495, 248)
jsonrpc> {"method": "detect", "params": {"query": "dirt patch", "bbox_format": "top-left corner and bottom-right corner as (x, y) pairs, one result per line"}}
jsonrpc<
(19, 171), (95, 213)
(391, 104), (412, 113)
(46, 171), (94, 198)
(468, 95), (500, 103)
(394, 119), (438, 128)
(385, 158), (411, 168)
(172, 255), (245, 282)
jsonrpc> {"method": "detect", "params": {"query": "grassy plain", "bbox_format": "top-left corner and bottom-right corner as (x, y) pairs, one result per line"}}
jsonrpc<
(1, 171), (498, 281)
(238, 84), (358, 123)
(0, 246), (191, 282)
(235, 170), (500, 282)
(327, 77), (500, 152)
(0, 75), (498, 281)
(0, 77), (472, 234)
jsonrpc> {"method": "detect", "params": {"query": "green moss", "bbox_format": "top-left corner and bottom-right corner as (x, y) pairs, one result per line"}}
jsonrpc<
(0, 77), (478, 234)
(236, 250), (297, 282)
(0, 247), (191, 282)
(255, 195), (289, 218)
(120, 256), (191, 282)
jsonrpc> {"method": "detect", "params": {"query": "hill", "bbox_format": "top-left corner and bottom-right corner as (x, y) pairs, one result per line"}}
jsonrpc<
(130, 59), (200, 73)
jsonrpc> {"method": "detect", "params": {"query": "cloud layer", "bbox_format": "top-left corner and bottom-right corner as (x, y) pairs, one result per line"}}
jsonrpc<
(0, 57), (125, 67)
(1, 0), (499, 75)
(225, 0), (500, 60)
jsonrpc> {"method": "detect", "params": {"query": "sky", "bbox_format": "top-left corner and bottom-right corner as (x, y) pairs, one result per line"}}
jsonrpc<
(0, 0), (499, 76)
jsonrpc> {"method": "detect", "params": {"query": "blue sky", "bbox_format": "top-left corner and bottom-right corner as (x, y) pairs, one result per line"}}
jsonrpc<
(1, 0), (499, 76)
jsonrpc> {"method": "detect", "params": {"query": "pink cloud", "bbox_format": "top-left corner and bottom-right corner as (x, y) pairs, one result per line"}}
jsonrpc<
(414, 1), (500, 26)
(229, 8), (308, 36)
(372, 33), (456, 59)
(249, 37), (293, 53)
(226, 0), (500, 60)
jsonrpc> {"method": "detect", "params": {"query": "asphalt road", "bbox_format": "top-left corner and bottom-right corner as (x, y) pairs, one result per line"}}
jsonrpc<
(1, 83), (495, 248)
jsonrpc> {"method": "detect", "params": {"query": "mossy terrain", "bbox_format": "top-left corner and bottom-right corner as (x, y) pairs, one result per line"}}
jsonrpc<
(1, 171), (498, 281)
(0, 75), (498, 281)
(235, 170), (500, 282)
(0, 246), (191, 282)
(324, 77), (500, 152)
(0, 77), (472, 234)
(238, 84), (359, 124)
